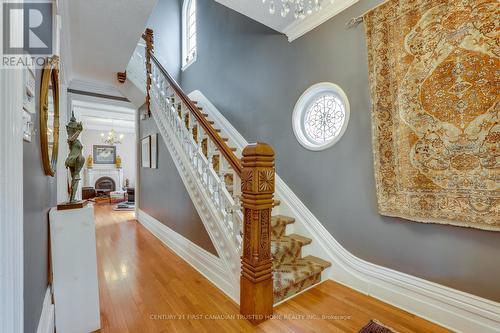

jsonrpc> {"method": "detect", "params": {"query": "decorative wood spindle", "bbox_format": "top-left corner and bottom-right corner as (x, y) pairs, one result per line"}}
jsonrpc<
(240, 143), (275, 324)
(143, 28), (154, 117)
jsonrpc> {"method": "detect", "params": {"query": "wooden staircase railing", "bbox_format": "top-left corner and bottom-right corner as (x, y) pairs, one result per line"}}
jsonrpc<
(143, 28), (274, 324)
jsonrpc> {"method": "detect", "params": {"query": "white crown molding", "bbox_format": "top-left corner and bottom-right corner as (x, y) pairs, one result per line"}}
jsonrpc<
(79, 122), (136, 134)
(0, 58), (25, 333)
(75, 108), (135, 121)
(72, 100), (136, 115)
(283, 0), (360, 42)
(137, 210), (237, 303)
(36, 287), (55, 333)
(187, 90), (500, 333)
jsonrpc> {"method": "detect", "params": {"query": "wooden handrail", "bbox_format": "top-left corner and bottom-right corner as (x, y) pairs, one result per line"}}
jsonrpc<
(146, 51), (243, 176)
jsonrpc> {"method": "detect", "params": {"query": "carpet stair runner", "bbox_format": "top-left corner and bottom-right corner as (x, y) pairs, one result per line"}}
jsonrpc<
(192, 99), (332, 303)
(271, 215), (331, 302)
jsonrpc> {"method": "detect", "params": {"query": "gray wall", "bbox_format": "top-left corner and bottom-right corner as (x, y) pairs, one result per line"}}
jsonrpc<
(147, 0), (182, 82)
(23, 69), (57, 333)
(139, 105), (218, 255)
(147, 0), (500, 301)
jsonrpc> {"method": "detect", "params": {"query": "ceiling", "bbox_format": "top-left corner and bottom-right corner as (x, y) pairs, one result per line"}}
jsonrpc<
(215, 0), (360, 41)
(72, 100), (136, 134)
(60, 0), (157, 84)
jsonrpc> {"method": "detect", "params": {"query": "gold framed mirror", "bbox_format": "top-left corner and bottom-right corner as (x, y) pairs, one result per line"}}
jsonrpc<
(40, 56), (60, 177)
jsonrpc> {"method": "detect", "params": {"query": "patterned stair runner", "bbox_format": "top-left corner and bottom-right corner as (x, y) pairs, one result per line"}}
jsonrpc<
(271, 215), (331, 303)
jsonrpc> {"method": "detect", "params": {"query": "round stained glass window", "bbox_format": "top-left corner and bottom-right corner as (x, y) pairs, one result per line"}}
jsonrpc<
(292, 83), (350, 151)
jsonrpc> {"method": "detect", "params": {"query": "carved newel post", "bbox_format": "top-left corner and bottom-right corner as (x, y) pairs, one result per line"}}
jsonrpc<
(143, 28), (154, 117)
(240, 143), (275, 324)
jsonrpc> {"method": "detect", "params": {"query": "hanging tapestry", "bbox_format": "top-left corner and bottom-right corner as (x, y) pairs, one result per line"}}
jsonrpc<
(364, 0), (499, 231)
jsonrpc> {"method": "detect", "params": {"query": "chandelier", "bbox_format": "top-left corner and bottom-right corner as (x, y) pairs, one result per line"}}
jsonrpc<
(261, 0), (333, 19)
(101, 129), (124, 145)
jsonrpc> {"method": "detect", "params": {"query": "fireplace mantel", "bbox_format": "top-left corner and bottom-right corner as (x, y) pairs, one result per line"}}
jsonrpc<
(84, 168), (124, 190)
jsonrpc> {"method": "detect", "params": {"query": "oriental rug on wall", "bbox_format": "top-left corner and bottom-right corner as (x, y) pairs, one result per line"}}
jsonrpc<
(364, 0), (499, 231)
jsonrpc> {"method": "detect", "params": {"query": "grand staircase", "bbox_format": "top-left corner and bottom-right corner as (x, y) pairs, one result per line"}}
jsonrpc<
(127, 29), (331, 320)
(170, 91), (332, 303)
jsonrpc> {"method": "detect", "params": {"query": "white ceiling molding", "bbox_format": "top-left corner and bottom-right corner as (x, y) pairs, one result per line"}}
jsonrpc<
(73, 100), (136, 133)
(72, 100), (136, 118)
(283, 0), (359, 41)
(78, 120), (136, 134)
(215, 0), (359, 42)
(68, 83), (137, 149)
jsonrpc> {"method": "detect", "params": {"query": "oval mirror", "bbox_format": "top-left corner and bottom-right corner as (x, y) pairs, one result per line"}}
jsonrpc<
(40, 56), (60, 176)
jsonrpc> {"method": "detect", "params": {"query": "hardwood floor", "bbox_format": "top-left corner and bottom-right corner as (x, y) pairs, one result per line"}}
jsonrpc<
(95, 205), (450, 333)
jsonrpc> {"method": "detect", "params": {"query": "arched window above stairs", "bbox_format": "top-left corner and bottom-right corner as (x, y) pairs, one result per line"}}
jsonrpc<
(182, 0), (197, 70)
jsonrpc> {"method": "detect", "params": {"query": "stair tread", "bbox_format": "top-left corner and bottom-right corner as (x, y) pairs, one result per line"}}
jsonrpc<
(273, 259), (324, 302)
(302, 255), (332, 269)
(274, 259), (323, 282)
(287, 234), (312, 244)
(272, 234), (312, 267)
(271, 215), (295, 227)
(272, 234), (312, 249)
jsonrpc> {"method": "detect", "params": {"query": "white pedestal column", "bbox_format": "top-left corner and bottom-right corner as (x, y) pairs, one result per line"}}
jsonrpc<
(49, 205), (100, 333)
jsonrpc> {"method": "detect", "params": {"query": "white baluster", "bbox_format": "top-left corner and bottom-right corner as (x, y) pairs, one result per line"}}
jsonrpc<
(218, 155), (228, 189)
(232, 172), (242, 209)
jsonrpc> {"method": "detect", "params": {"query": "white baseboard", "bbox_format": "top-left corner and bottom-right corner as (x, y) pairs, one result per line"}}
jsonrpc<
(188, 90), (500, 333)
(278, 179), (500, 333)
(137, 209), (238, 303)
(36, 287), (55, 333)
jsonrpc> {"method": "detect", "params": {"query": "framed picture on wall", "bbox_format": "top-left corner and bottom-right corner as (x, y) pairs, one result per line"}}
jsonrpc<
(93, 145), (116, 164)
(141, 136), (151, 168)
(150, 133), (158, 169)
